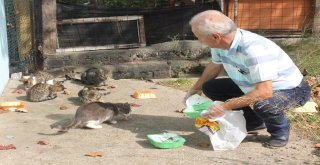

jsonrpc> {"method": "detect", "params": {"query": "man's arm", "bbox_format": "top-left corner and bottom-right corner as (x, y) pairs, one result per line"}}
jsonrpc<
(204, 80), (273, 118)
(221, 80), (273, 110)
(183, 62), (223, 106)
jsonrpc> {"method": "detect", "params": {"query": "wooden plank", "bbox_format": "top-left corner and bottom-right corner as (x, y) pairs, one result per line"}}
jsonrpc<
(57, 16), (143, 25)
(138, 17), (146, 47)
(56, 43), (142, 52)
(42, 0), (57, 54)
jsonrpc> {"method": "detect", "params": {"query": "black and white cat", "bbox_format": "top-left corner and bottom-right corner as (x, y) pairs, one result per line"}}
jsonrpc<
(51, 102), (131, 132)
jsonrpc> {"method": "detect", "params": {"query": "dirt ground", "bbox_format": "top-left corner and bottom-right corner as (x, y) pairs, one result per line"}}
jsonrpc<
(0, 79), (319, 165)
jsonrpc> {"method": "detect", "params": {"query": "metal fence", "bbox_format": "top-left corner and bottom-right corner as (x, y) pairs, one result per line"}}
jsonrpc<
(226, 0), (315, 37)
(5, 0), (35, 74)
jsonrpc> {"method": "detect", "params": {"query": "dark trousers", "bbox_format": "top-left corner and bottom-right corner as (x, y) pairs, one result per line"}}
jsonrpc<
(202, 78), (311, 138)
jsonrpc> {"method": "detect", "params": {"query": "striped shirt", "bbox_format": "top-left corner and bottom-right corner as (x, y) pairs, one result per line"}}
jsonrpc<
(211, 28), (303, 94)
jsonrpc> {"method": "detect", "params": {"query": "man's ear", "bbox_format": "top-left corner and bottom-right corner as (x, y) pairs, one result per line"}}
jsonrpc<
(212, 33), (221, 40)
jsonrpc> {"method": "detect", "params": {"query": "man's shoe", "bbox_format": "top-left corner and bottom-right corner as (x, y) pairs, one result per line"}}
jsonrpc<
(247, 123), (266, 132)
(264, 136), (289, 148)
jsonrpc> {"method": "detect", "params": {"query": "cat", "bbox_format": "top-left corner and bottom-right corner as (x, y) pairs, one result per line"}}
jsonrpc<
(65, 67), (111, 86)
(51, 102), (131, 132)
(78, 86), (103, 104)
(26, 82), (65, 102)
(21, 71), (55, 89)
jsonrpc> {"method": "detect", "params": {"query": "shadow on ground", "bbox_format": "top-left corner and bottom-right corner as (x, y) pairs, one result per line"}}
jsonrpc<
(107, 114), (230, 151)
(41, 113), (216, 150)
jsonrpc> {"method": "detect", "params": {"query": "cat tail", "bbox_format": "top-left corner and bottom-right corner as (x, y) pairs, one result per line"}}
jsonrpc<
(51, 119), (81, 132)
(65, 75), (82, 83)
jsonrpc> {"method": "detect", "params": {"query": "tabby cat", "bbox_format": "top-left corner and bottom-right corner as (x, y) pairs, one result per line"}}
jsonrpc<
(26, 82), (65, 102)
(78, 86), (102, 104)
(51, 102), (131, 132)
(65, 67), (110, 86)
(21, 71), (55, 89)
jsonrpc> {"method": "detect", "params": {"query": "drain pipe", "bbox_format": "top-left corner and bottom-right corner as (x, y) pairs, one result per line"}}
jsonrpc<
(234, 0), (238, 25)
(220, 0), (225, 13)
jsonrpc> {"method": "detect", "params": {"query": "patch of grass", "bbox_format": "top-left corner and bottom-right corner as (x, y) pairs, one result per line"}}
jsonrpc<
(287, 112), (320, 141)
(280, 37), (320, 76)
(280, 37), (320, 141)
(158, 78), (196, 91)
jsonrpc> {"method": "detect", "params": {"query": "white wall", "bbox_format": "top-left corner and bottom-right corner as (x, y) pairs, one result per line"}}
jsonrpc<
(0, 0), (9, 95)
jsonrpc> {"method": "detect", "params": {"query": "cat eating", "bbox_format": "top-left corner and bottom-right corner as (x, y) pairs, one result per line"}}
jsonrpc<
(21, 71), (55, 89)
(26, 82), (65, 102)
(65, 67), (111, 86)
(51, 102), (131, 132)
(78, 86), (103, 104)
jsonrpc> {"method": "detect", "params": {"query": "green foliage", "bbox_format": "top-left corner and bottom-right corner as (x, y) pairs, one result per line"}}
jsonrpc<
(158, 78), (196, 91)
(58, 0), (155, 8)
(168, 34), (181, 51)
(101, 0), (149, 8)
(58, 0), (88, 4)
(172, 78), (192, 85)
(280, 37), (320, 76)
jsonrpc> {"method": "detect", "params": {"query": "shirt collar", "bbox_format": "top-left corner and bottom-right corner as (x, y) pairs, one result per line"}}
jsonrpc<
(227, 28), (242, 55)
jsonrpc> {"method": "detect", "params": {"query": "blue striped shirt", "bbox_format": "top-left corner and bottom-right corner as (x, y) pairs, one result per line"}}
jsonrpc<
(211, 28), (303, 93)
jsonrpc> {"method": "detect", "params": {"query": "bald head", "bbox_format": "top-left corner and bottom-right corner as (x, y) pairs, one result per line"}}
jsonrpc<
(190, 10), (237, 36)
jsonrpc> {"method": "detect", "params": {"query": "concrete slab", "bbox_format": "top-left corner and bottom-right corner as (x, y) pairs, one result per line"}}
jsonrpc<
(0, 79), (319, 164)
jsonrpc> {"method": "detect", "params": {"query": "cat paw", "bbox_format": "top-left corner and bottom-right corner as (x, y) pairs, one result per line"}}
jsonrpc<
(110, 120), (117, 124)
(86, 124), (103, 129)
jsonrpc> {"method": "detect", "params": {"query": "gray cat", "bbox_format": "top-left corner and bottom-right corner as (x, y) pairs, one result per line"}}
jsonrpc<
(65, 67), (110, 86)
(51, 102), (131, 132)
(26, 82), (65, 102)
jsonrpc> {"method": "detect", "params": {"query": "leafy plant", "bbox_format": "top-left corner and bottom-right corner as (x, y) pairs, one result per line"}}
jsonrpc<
(168, 34), (181, 52)
(58, 0), (156, 8)
(158, 78), (196, 91)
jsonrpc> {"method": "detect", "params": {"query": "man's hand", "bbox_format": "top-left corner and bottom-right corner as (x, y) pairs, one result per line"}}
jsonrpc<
(200, 104), (227, 119)
(183, 89), (202, 106)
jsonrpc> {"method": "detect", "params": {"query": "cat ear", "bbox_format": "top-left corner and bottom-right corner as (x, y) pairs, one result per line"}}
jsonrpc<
(113, 104), (119, 112)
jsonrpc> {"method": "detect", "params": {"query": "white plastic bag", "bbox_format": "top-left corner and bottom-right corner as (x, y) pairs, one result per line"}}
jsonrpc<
(188, 95), (247, 150)
(203, 111), (247, 150)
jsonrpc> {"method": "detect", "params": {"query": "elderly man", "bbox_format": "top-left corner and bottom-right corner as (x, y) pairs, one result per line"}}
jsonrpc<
(184, 10), (311, 148)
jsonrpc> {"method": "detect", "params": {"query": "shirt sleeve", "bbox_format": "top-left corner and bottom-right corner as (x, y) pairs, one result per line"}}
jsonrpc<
(211, 48), (222, 64)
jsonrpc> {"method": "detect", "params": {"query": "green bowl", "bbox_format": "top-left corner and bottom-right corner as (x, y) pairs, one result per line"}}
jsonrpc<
(147, 133), (186, 149)
(183, 101), (214, 118)
(183, 107), (202, 118)
(192, 101), (214, 111)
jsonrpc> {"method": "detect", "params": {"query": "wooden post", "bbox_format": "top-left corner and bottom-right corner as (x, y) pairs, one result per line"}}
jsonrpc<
(42, 0), (57, 54)
(313, 0), (320, 36)
(138, 17), (146, 47)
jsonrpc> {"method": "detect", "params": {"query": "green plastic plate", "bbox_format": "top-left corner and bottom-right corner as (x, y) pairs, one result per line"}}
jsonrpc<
(147, 133), (186, 149)
(183, 101), (214, 118)
(192, 101), (215, 111)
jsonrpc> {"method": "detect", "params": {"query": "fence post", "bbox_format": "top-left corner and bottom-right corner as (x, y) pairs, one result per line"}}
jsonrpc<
(42, 0), (57, 54)
(314, 0), (320, 36)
